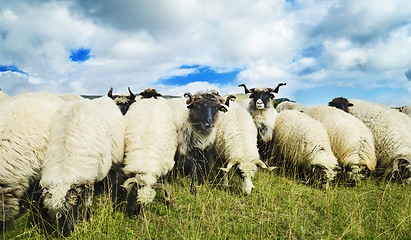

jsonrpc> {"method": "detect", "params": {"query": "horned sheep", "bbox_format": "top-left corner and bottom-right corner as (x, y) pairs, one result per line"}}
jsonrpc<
(40, 96), (125, 236)
(238, 83), (286, 164)
(329, 98), (411, 184)
(121, 90), (177, 216)
(303, 105), (377, 184)
(272, 110), (340, 189)
(0, 92), (64, 224)
(167, 90), (230, 195)
(214, 100), (268, 194)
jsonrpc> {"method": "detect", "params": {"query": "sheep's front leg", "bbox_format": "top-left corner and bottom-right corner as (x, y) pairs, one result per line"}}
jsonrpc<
(189, 153), (197, 196)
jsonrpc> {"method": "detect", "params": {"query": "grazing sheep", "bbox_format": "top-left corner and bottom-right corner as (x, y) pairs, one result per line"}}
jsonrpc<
(0, 92), (64, 223)
(108, 87), (137, 115)
(40, 96), (124, 236)
(276, 101), (305, 113)
(238, 83), (286, 164)
(0, 89), (8, 100)
(329, 98), (411, 184)
(121, 92), (177, 216)
(272, 110), (340, 189)
(168, 90), (230, 195)
(303, 105), (377, 184)
(214, 100), (268, 194)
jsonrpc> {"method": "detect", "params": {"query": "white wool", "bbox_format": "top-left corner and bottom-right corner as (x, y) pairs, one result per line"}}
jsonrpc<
(0, 90), (8, 100)
(347, 100), (411, 170)
(241, 98), (277, 143)
(215, 101), (261, 194)
(40, 96), (124, 210)
(403, 104), (411, 118)
(58, 93), (83, 102)
(273, 110), (339, 183)
(276, 101), (306, 113)
(304, 106), (377, 172)
(123, 97), (177, 204)
(0, 92), (64, 220)
(137, 186), (157, 204)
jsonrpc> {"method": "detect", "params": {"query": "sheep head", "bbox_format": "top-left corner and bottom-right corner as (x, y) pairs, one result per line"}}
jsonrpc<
(328, 97), (353, 113)
(139, 88), (163, 99)
(184, 90), (229, 132)
(238, 83), (286, 110)
(107, 87), (136, 115)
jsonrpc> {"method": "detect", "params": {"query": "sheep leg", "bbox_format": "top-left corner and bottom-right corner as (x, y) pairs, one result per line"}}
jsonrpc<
(189, 153), (197, 196)
(197, 150), (205, 185)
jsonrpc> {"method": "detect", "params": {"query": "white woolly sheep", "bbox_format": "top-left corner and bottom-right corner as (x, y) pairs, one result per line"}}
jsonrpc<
(275, 101), (305, 113)
(0, 92), (64, 223)
(214, 100), (268, 195)
(238, 83), (286, 164)
(329, 98), (411, 184)
(167, 90), (230, 195)
(40, 96), (124, 236)
(303, 105), (377, 184)
(121, 94), (177, 216)
(272, 110), (340, 189)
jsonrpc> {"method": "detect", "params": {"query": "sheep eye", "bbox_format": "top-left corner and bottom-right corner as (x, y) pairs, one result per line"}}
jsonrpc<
(249, 94), (254, 98)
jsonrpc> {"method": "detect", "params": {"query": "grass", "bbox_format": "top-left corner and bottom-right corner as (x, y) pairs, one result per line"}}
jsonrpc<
(2, 171), (410, 239)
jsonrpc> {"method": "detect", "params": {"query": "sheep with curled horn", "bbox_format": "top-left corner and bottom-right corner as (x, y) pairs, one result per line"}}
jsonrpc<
(167, 90), (231, 195)
(108, 87), (137, 115)
(238, 82), (286, 165)
(214, 98), (268, 195)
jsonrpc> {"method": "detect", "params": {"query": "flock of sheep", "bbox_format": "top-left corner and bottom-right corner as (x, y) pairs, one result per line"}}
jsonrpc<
(0, 84), (410, 236)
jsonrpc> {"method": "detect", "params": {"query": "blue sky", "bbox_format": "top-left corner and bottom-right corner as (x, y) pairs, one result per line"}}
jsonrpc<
(0, 0), (410, 106)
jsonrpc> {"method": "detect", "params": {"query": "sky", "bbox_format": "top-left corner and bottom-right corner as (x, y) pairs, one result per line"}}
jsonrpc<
(0, 0), (411, 106)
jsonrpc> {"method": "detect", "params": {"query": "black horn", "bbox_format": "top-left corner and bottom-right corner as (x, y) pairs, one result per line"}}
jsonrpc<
(225, 95), (236, 107)
(184, 92), (193, 104)
(108, 87), (113, 98)
(238, 84), (253, 94)
(268, 83), (286, 94)
(128, 87), (136, 99)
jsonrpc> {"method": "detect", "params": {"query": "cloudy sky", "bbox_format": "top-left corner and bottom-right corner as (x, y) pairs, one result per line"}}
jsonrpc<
(1, 0), (411, 106)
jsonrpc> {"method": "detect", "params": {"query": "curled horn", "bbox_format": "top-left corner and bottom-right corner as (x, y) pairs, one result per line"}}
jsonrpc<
(219, 158), (242, 172)
(153, 183), (175, 204)
(128, 87), (136, 99)
(252, 159), (268, 169)
(268, 82), (287, 94)
(238, 84), (254, 94)
(184, 92), (193, 104)
(108, 87), (113, 98)
(121, 177), (144, 192)
(225, 95), (237, 107)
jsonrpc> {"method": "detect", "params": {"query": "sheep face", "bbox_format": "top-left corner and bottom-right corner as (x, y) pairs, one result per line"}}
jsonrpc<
(185, 92), (228, 133)
(328, 97), (353, 113)
(108, 87), (136, 115)
(46, 183), (94, 236)
(238, 83), (286, 110)
(139, 88), (162, 99)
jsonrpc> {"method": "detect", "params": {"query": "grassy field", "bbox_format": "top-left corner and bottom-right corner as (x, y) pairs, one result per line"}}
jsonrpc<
(2, 170), (410, 240)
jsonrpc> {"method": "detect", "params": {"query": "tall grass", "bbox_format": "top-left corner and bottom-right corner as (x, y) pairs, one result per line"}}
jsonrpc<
(2, 170), (410, 239)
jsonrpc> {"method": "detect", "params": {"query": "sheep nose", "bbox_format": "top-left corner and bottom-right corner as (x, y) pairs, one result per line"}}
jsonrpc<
(204, 119), (213, 128)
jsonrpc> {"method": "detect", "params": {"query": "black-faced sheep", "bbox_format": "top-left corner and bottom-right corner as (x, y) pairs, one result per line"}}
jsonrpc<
(40, 96), (124, 236)
(238, 83), (286, 164)
(329, 97), (411, 184)
(108, 87), (137, 115)
(121, 90), (177, 216)
(214, 100), (268, 194)
(303, 105), (377, 184)
(168, 90), (230, 195)
(0, 92), (64, 224)
(272, 110), (340, 189)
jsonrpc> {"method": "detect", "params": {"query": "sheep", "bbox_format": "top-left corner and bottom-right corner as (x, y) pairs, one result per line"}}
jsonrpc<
(0, 89), (8, 100)
(168, 90), (230, 195)
(108, 87), (137, 115)
(329, 98), (411, 184)
(276, 101), (306, 113)
(214, 100), (268, 194)
(238, 83), (286, 164)
(121, 90), (177, 216)
(272, 110), (340, 189)
(40, 96), (124, 236)
(303, 105), (377, 184)
(0, 92), (64, 224)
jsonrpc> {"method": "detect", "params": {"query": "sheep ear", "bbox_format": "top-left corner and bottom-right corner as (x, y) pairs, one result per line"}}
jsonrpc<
(157, 93), (163, 97)
(348, 103), (354, 107)
(269, 93), (275, 99)
(249, 93), (254, 99)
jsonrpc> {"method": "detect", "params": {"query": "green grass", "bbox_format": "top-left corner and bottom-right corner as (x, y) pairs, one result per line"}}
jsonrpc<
(2, 172), (410, 239)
